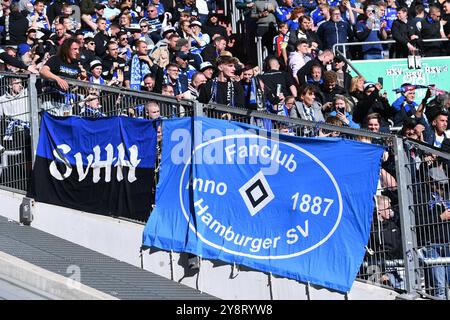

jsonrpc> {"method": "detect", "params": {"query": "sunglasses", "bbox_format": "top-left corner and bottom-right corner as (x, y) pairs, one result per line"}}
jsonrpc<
(140, 25), (149, 28)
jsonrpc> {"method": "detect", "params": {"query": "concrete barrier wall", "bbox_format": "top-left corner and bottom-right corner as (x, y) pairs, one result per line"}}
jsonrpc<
(0, 189), (399, 300)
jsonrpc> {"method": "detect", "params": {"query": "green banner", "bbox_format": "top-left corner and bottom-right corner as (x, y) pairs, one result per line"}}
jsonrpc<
(350, 57), (450, 104)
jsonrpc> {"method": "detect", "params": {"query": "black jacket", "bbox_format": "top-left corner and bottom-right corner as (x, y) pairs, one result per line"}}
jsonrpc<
(353, 89), (392, 124)
(391, 18), (418, 58)
(0, 11), (28, 45)
(198, 79), (245, 109)
(203, 22), (228, 41)
(201, 44), (219, 64)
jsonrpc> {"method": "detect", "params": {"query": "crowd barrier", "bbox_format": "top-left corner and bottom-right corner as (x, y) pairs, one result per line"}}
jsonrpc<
(0, 71), (448, 299)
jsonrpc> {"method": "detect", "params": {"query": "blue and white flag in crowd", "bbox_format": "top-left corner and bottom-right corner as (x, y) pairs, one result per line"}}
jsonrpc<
(31, 112), (157, 221)
(143, 117), (384, 292)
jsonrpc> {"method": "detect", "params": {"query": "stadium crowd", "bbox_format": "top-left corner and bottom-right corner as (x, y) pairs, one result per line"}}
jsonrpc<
(0, 0), (448, 146)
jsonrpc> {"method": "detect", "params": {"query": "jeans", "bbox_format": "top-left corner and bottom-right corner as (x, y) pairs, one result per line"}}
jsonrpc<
(363, 52), (384, 60)
(419, 244), (450, 299)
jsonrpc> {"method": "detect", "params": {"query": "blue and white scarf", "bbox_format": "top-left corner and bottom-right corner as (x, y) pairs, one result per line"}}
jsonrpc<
(4, 119), (30, 141)
(80, 106), (105, 118)
(89, 76), (106, 85)
(429, 192), (450, 210)
(130, 54), (151, 91)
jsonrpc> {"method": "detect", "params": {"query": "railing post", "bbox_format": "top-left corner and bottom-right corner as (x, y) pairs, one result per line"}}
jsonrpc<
(28, 74), (39, 165)
(393, 136), (420, 299)
(256, 36), (263, 71)
(193, 101), (203, 118)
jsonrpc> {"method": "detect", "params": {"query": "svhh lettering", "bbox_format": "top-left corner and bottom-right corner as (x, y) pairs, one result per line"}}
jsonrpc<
(49, 143), (141, 183)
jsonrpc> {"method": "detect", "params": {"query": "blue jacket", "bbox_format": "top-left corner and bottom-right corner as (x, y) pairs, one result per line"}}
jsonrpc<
(275, 6), (294, 22)
(316, 20), (353, 50)
(356, 20), (384, 53)
(328, 110), (360, 129)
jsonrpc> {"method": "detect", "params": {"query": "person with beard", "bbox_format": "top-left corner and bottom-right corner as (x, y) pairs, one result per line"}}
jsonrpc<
(417, 6), (446, 57)
(17, 28), (38, 61)
(198, 55), (245, 109)
(101, 40), (126, 83)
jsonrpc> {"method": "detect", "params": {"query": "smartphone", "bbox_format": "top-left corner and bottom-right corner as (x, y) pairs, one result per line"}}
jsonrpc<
(377, 77), (383, 87)
(338, 107), (345, 114)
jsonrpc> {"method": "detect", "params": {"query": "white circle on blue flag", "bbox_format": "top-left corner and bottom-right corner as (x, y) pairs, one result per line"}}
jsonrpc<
(179, 134), (343, 259)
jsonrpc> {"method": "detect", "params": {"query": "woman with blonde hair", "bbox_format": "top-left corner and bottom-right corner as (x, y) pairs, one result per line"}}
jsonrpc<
(326, 94), (360, 128)
(349, 75), (365, 104)
(150, 46), (170, 68)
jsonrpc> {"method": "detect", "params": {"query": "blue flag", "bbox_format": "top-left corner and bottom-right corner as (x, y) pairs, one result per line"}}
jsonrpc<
(143, 117), (383, 292)
(31, 112), (157, 221)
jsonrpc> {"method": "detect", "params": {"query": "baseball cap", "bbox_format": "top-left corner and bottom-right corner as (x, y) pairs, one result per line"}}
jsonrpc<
(176, 51), (189, 60)
(161, 25), (176, 37)
(95, 3), (105, 10)
(199, 61), (214, 71)
(190, 21), (202, 27)
(89, 59), (103, 70)
(363, 82), (376, 92)
(17, 43), (31, 57)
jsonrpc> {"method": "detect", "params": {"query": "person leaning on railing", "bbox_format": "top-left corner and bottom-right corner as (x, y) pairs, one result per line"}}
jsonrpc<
(39, 37), (88, 91)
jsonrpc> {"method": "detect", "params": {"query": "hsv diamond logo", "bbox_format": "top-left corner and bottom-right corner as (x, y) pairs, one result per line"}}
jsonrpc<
(239, 171), (274, 216)
(177, 132), (343, 259)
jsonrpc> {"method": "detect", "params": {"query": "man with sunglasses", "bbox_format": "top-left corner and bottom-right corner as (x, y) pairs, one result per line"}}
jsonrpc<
(116, 31), (132, 62)
(417, 6), (447, 56)
(145, 5), (163, 43)
(138, 20), (156, 49)
(79, 34), (97, 70)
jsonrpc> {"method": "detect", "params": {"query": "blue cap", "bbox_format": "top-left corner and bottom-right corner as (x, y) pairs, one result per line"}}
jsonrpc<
(17, 44), (31, 57)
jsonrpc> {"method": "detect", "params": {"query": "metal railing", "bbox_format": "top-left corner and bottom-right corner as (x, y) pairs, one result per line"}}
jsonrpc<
(333, 38), (450, 60)
(0, 71), (449, 299)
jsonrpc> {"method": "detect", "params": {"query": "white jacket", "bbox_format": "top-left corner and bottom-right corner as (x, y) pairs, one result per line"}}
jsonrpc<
(0, 89), (29, 122)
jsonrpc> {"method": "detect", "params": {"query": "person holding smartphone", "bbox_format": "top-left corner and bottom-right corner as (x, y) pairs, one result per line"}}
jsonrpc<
(326, 94), (360, 128)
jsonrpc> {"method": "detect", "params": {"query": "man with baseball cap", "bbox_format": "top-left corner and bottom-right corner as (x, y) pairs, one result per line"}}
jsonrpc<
(199, 61), (215, 79)
(189, 20), (210, 55)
